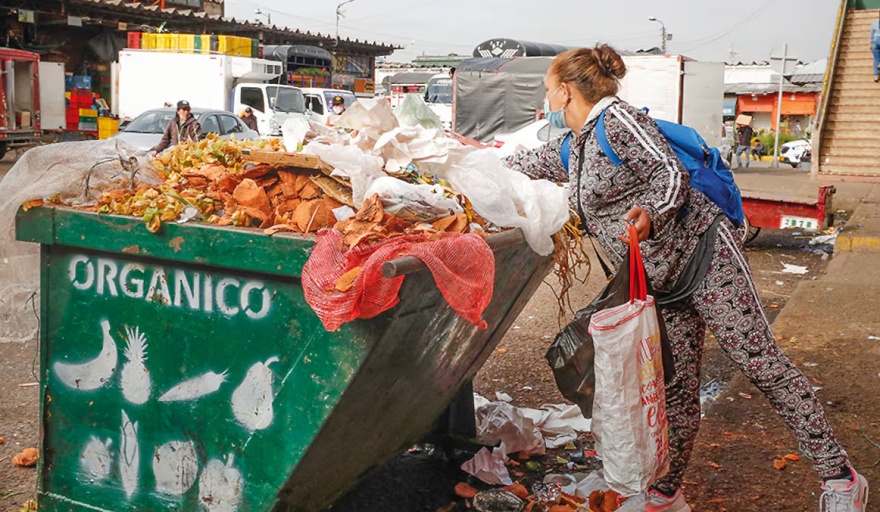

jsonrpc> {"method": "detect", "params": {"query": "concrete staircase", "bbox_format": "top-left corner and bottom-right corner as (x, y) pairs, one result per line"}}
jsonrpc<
(820, 9), (880, 177)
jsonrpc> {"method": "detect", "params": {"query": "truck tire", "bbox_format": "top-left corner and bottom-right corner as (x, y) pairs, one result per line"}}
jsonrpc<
(0, 142), (7, 160)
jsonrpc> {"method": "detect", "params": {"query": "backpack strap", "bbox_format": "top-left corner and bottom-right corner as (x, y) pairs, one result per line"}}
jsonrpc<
(595, 109), (623, 167)
(560, 131), (572, 173)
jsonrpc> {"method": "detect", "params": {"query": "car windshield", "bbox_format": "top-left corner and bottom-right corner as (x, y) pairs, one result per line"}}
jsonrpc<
(425, 78), (453, 104)
(124, 111), (175, 133)
(266, 86), (305, 114)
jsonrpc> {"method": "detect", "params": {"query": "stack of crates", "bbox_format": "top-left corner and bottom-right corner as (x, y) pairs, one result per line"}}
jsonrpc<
(127, 31), (257, 57)
(66, 76), (93, 131)
(79, 108), (98, 133)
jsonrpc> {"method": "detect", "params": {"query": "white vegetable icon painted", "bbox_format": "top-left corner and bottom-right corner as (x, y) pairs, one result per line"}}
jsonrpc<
(198, 455), (243, 512)
(120, 410), (139, 499)
(153, 441), (198, 496)
(158, 370), (228, 403)
(80, 436), (113, 482)
(54, 319), (118, 391)
(121, 326), (151, 405)
(231, 357), (279, 431)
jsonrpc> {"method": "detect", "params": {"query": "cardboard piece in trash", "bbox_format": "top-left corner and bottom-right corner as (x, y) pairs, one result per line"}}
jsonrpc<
(736, 114), (753, 126)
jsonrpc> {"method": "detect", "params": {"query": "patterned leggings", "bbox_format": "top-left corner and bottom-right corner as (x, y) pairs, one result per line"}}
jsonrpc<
(652, 220), (849, 492)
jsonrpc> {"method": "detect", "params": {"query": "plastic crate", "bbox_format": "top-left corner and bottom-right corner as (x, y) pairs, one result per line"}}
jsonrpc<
(127, 32), (142, 49)
(78, 122), (98, 132)
(217, 35), (228, 55)
(142, 33), (156, 50)
(179, 34), (195, 53)
(157, 34), (171, 50)
(98, 118), (119, 139)
(79, 109), (98, 118)
(169, 34), (179, 51)
(71, 76), (91, 89)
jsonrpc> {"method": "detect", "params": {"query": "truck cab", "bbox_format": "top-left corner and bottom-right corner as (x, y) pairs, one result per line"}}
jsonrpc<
(299, 88), (357, 125)
(233, 83), (306, 136)
(424, 73), (453, 129)
(0, 48), (42, 158)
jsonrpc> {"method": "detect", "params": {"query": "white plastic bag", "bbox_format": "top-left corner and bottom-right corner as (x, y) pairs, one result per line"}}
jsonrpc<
(394, 94), (443, 130)
(424, 143), (569, 256)
(365, 176), (462, 223)
(588, 227), (669, 496)
(281, 117), (311, 153)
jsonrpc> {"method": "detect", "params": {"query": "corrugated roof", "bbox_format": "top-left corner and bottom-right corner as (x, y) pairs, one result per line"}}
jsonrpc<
(725, 83), (822, 94)
(790, 58), (827, 85)
(72, 0), (399, 54)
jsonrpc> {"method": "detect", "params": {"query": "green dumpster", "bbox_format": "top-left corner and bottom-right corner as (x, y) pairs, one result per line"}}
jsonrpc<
(16, 205), (553, 511)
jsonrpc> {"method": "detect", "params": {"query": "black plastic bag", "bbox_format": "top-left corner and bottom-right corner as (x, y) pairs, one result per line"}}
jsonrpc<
(545, 250), (675, 419)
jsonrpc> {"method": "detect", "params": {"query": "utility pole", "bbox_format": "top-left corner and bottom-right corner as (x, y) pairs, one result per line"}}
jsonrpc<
(770, 44), (797, 168)
(648, 17), (668, 54)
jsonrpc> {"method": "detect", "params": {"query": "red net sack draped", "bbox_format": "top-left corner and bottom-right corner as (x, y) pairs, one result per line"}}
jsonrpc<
(302, 230), (495, 332)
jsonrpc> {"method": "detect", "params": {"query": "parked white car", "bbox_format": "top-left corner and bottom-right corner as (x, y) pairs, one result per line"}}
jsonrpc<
(779, 139), (811, 168)
(492, 119), (571, 158)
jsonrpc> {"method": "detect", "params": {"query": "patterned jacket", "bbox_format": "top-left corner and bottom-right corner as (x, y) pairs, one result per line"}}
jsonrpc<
(504, 97), (721, 291)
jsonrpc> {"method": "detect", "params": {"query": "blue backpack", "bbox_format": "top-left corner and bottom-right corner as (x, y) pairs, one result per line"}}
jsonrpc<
(594, 108), (744, 227)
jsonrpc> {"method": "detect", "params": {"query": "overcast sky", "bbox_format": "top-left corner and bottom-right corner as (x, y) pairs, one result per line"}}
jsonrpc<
(225, 0), (838, 64)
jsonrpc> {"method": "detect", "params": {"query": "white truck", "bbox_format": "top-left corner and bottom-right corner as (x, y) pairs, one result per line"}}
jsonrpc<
(454, 54), (724, 147)
(424, 73), (453, 129)
(115, 50), (308, 136)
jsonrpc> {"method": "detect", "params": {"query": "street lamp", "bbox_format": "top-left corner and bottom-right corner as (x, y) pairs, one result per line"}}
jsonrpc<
(648, 17), (667, 54)
(254, 8), (271, 26)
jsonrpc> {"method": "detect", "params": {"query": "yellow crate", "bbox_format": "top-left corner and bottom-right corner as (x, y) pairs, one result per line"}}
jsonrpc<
(235, 37), (253, 56)
(79, 109), (98, 117)
(178, 34), (195, 53)
(169, 34), (179, 51)
(142, 33), (156, 50)
(156, 34), (171, 50)
(98, 117), (119, 139)
(217, 35), (228, 55)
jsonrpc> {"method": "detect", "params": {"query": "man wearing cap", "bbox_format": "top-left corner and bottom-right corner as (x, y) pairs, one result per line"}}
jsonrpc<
(151, 100), (202, 156)
(331, 95), (346, 115)
(241, 107), (259, 134)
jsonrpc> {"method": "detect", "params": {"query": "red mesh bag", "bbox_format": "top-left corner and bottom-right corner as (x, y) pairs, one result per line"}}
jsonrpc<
(302, 230), (495, 332)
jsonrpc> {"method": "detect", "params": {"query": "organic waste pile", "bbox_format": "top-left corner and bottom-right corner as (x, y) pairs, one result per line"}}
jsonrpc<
(19, 97), (588, 330)
(88, 134), (494, 245)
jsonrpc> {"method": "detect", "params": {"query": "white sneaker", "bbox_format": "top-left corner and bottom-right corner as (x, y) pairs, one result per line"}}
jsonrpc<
(821, 469), (869, 512)
(616, 489), (692, 512)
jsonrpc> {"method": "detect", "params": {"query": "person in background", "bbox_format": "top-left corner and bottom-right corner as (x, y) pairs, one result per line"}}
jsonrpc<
(734, 121), (754, 169)
(241, 107), (259, 134)
(794, 119), (803, 138)
(151, 100), (202, 157)
(504, 43), (868, 512)
(331, 95), (346, 115)
(751, 138), (765, 161)
(871, 10), (880, 82)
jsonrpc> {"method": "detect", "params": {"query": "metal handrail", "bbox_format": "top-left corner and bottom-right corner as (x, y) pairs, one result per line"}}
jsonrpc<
(811, 0), (849, 178)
